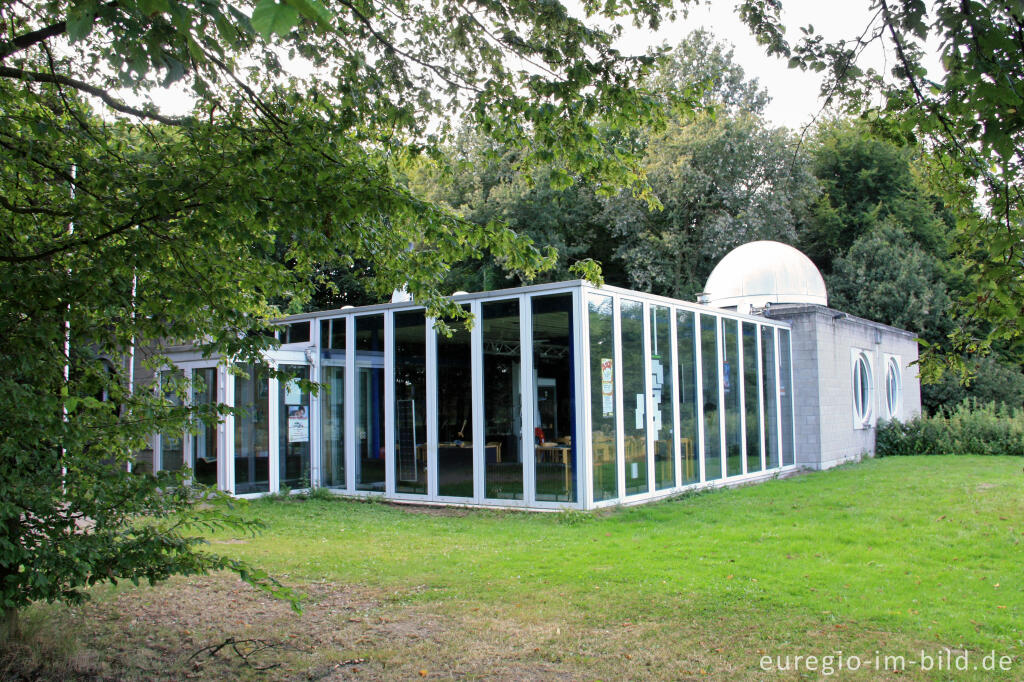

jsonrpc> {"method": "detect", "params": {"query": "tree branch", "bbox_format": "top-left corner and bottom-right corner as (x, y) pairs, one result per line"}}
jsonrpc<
(0, 204), (206, 264)
(0, 19), (67, 62)
(0, 66), (190, 126)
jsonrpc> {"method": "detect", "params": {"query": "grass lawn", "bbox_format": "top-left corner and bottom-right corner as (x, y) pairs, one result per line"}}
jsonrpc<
(8, 456), (1024, 680)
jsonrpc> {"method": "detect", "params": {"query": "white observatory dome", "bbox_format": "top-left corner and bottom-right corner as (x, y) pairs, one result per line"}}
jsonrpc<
(703, 241), (827, 313)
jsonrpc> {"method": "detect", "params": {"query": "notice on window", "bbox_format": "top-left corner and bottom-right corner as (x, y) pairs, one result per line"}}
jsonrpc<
(287, 405), (309, 443)
(601, 358), (614, 416)
(284, 378), (303, 405)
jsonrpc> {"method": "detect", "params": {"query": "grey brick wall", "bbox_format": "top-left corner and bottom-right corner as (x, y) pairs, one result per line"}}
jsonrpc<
(767, 305), (921, 469)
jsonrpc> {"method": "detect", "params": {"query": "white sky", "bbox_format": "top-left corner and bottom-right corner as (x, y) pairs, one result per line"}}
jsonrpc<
(608, 0), (895, 129)
(148, 1), (925, 130)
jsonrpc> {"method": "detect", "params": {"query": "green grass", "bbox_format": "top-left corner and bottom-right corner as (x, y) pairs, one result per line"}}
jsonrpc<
(203, 458), (1023, 666)
(13, 456), (1024, 679)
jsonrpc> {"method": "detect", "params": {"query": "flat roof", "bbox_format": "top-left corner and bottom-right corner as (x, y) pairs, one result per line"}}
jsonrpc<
(278, 279), (790, 328)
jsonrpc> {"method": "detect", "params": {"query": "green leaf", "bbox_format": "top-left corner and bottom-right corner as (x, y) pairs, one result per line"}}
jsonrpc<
(251, 0), (300, 39)
(66, 9), (96, 42)
(287, 0), (333, 28)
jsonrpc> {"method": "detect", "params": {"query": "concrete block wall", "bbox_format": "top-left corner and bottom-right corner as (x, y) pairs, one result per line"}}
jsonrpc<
(767, 305), (920, 470)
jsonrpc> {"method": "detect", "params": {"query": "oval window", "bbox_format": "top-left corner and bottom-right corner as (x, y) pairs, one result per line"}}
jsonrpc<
(885, 357), (901, 420)
(853, 353), (872, 426)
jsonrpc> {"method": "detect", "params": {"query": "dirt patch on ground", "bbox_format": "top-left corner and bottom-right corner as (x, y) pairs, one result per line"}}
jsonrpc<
(3, 574), (927, 681)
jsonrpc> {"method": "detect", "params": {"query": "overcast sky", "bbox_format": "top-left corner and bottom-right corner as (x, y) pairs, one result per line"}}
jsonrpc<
(146, 1), (918, 130)
(607, 0), (896, 130)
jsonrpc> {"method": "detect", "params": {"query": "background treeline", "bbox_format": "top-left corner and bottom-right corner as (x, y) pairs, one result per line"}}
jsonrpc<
(315, 31), (1024, 415)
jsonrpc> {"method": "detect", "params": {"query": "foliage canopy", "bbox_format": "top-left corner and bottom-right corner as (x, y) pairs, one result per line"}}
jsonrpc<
(0, 0), (686, 630)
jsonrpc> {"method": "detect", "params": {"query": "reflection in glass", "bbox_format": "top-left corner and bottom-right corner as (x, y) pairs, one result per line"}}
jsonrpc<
(320, 317), (346, 352)
(651, 305), (675, 490)
(621, 300), (648, 495)
(234, 363), (270, 493)
(483, 299), (523, 500)
(320, 365), (345, 488)
(279, 364), (311, 489)
(723, 319), (742, 477)
(761, 326), (780, 469)
(676, 310), (700, 485)
(589, 295), (618, 502)
(160, 370), (185, 472)
(700, 315), (722, 481)
(394, 311), (428, 495)
(779, 328), (795, 466)
(436, 306), (474, 498)
(742, 323), (763, 474)
(532, 294), (576, 502)
(320, 317), (345, 488)
(355, 315), (386, 492)
(190, 367), (218, 486)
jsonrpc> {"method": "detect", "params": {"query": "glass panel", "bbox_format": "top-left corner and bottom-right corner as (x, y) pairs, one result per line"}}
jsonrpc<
(483, 299), (523, 500)
(437, 306), (474, 498)
(190, 367), (218, 486)
(700, 315), (722, 481)
(160, 369), (185, 472)
(320, 318), (346, 353)
(279, 365), (311, 489)
(723, 319), (742, 477)
(355, 315), (386, 492)
(320, 365), (345, 488)
(742, 323), (763, 474)
(621, 300), (648, 495)
(588, 295), (618, 502)
(234, 363), (270, 493)
(651, 305), (675, 490)
(281, 321), (310, 344)
(761, 327), (780, 469)
(394, 311), (428, 495)
(532, 294), (576, 503)
(676, 310), (699, 485)
(779, 329), (795, 466)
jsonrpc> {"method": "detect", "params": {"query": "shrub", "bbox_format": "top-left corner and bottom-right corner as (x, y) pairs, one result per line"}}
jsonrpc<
(877, 400), (1024, 456)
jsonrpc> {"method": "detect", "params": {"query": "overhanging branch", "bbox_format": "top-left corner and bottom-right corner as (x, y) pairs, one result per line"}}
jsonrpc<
(0, 66), (190, 126)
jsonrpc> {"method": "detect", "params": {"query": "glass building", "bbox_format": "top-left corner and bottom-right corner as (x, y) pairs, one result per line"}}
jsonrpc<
(153, 281), (797, 509)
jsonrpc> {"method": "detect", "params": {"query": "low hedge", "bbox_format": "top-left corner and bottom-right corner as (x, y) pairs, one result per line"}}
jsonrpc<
(876, 399), (1024, 457)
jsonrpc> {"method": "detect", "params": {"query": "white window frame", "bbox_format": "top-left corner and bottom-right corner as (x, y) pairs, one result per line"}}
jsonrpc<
(851, 349), (874, 429)
(883, 354), (902, 421)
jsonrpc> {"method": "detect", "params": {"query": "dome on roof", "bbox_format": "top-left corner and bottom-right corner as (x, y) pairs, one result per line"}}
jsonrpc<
(703, 241), (827, 312)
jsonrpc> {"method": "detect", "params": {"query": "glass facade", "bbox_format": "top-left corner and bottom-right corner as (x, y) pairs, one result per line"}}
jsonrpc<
(723, 318), (742, 477)
(159, 370), (185, 472)
(436, 306), (474, 498)
(676, 310), (699, 485)
(700, 315), (722, 482)
(532, 294), (576, 503)
(355, 315), (386, 492)
(651, 305), (675, 490)
(279, 364), (311, 489)
(779, 329), (795, 467)
(320, 317), (345, 488)
(482, 299), (523, 500)
(394, 311), (428, 495)
(620, 300), (648, 496)
(761, 327), (780, 470)
(234, 363), (270, 493)
(742, 323), (762, 474)
(588, 295), (618, 502)
(157, 282), (799, 508)
(191, 367), (218, 486)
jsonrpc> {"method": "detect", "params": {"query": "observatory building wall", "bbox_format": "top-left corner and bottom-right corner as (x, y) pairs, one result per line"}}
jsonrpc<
(766, 304), (921, 469)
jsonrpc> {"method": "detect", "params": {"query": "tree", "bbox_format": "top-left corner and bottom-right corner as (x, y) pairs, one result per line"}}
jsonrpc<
(605, 32), (817, 299)
(415, 32), (817, 301)
(0, 0), (685, 637)
(739, 0), (1024, 373)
